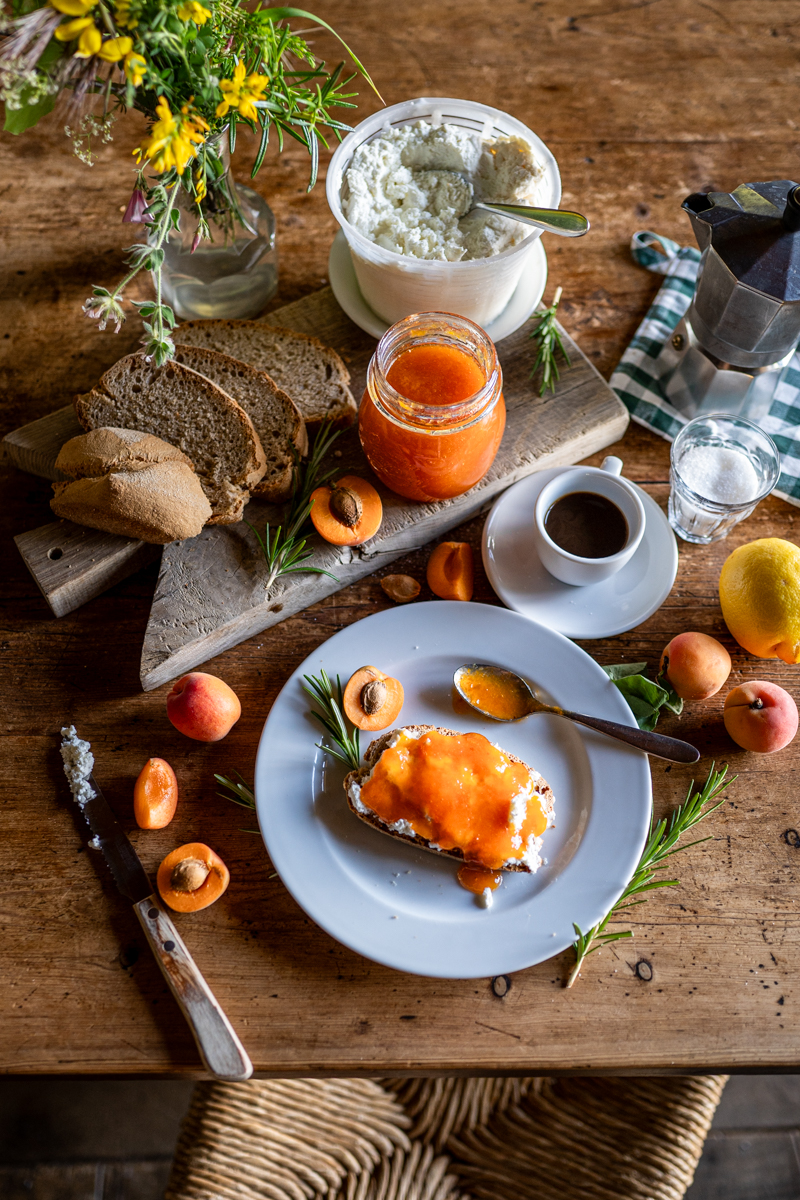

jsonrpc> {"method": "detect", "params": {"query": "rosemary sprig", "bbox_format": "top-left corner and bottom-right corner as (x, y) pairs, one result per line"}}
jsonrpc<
(566, 763), (733, 988)
(302, 669), (361, 770)
(529, 285), (571, 396)
(248, 421), (343, 593)
(215, 771), (260, 835)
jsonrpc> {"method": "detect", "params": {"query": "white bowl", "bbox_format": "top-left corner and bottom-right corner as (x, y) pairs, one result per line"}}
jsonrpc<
(326, 96), (561, 328)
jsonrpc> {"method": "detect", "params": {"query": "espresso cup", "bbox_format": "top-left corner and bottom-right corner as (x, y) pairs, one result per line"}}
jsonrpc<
(533, 456), (646, 586)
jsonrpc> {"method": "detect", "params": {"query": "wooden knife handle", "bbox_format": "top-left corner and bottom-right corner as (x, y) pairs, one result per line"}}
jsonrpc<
(134, 894), (253, 1081)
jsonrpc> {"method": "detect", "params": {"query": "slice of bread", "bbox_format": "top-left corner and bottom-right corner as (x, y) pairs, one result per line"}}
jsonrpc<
(343, 725), (555, 872)
(51, 461), (212, 544)
(55, 427), (193, 479)
(172, 344), (307, 502)
(74, 355), (267, 524)
(173, 319), (357, 429)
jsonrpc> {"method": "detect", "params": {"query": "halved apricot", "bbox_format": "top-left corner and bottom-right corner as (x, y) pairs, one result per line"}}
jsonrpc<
(133, 758), (178, 830)
(343, 665), (404, 731)
(427, 541), (474, 602)
(156, 842), (230, 913)
(309, 474), (382, 546)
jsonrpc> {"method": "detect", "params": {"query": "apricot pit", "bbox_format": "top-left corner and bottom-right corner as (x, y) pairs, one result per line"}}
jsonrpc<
(343, 665), (404, 731)
(310, 474), (382, 546)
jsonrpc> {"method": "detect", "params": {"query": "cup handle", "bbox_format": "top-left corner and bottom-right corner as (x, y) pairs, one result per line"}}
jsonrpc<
(601, 455), (623, 476)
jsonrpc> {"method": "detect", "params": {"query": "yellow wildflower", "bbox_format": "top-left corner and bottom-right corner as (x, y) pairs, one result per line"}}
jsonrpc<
(54, 16), (102, 56)
(141, 96), (209, 175)
(123, 49), (146, 86)
(49, 0), (97, 16)
(176, 0), (211, 24)
(216, 60), (268, 122)
(113, 0), (138, 28)
(194, 170), (207, 204)
(97, 35), (133, 62)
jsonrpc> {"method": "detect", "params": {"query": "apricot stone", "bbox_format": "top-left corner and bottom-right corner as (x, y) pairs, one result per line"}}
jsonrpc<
(660, 632), (731, 701)
(723, 681), (798, 754)
(166, 672), (241, 742)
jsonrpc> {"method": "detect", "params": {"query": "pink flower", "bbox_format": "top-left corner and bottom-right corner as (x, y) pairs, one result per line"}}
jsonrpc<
(191, 228), (203, 254)
(122, 188), (149, 224)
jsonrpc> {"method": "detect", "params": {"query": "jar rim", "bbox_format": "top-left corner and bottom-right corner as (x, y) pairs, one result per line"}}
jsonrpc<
(367, 311), (502, 433)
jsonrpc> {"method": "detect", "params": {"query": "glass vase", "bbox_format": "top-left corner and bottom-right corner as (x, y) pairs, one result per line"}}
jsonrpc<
(157, 135), (278, 320)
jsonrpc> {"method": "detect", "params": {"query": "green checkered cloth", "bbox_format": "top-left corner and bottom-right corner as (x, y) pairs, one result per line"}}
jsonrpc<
(609, 230), (800, 506)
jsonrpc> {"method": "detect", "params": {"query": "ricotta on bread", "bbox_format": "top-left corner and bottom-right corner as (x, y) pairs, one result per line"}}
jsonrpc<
(343, 725), (555, 873)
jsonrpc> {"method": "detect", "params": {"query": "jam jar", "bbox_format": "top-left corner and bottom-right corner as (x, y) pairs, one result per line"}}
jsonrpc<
(359, 312), (505, 502)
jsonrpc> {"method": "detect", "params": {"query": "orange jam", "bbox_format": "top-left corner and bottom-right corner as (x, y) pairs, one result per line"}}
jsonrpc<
(457, 667), (530, 721)
(457, 864), (504, 895)
(359, 729), (547, 871)
(359, 312), (506, 502)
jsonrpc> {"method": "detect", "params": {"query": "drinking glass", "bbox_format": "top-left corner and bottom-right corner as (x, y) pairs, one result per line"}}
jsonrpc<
(668, 414), (781, 544)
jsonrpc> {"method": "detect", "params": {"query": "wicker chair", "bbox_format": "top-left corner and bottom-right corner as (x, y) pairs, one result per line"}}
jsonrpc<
(165, 1074), (726, 1200)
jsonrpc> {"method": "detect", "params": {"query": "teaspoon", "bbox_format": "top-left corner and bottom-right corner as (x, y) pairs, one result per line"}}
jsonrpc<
(471, 200), (589, 237)
(453, 663), (699, 764)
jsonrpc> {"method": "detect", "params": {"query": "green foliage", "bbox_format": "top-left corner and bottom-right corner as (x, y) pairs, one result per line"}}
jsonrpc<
(567, 764), (733, 987)
(1, 0), (375, 350)
(303, 669), (361, 771)
(528, 285), (571, 396)
(247, 420), (342, 593)
(601, 661), (683, 731)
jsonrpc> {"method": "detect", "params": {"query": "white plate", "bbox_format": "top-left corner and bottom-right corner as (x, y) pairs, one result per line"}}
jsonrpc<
(483, 468), (679, 640)
(255, 602), (651, 979)
(327, 229), (547, 342)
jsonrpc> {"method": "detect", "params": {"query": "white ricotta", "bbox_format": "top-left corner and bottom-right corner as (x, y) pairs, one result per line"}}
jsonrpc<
(342, 120), (545, 262)
(478, 887), (494, 909)
(60, 725), (96, 809)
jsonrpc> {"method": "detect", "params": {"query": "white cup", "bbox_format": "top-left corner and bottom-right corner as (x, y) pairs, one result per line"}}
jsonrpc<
(532, 457), (646, 586)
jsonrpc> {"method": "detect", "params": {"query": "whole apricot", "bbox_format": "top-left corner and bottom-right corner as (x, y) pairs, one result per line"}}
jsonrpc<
(723, 681), (798, 753)
(166, 672), (241, 742)
(660, 632), (731, 701)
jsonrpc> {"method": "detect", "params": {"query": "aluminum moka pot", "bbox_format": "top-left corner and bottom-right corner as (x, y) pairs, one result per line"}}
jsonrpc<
(658, 180), (800, 418)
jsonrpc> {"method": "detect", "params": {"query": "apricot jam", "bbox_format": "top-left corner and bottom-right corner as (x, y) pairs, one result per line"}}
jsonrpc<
(358, 729), (547, 871)
(458, 667), (531, 721)
(457, 864), (504, 895)
(359, 312), (506, 502)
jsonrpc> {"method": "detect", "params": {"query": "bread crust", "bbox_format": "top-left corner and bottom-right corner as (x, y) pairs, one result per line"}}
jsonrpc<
(343, 725), (555, 873)
(51, 461), (212, 543)
(55, 428), (193, 479)
(172, 342), (308, 502)
(173, 318), (358, 429)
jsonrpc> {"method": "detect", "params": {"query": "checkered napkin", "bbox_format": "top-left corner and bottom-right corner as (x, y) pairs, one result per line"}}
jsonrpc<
(609, 230), (800, 507)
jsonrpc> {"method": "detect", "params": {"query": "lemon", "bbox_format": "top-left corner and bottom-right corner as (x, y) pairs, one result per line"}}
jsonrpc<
(719, 538), (800, 663)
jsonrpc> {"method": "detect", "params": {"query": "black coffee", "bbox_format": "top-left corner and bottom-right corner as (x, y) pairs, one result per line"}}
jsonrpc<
(544, 491), (628, 559)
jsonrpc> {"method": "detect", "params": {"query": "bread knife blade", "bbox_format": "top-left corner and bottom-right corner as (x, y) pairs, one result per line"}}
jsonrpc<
(76, 770), (252, 1081)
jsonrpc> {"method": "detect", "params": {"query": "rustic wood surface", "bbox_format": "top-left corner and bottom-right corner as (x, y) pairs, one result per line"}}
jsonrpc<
(140, 294), (626, 689)
(3, 0), (800, 1077)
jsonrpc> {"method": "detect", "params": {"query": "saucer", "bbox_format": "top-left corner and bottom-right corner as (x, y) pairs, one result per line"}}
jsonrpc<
(482, 467), (678, 639)
(327, 229), (547, 342)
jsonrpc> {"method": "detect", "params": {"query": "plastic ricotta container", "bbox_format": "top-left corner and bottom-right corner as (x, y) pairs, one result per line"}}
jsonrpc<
(326, 97), (561, 329)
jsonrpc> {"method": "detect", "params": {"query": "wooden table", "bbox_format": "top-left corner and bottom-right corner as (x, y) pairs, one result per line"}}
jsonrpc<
(3, 0), (800, 1078)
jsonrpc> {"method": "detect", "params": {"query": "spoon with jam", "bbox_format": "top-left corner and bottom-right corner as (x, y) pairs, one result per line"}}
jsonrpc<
(453, 664), (700, 763)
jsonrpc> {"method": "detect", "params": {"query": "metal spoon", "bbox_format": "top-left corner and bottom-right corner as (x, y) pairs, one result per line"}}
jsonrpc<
(453, 664), (700, 764)
(471, 200), (589, 237)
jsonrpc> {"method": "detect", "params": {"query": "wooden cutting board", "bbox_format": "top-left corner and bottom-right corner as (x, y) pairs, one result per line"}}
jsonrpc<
(3, 286), (629, 689)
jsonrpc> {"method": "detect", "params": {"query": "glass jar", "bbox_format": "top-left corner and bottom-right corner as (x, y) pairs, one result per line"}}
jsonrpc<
(359, 313), (505, 502)
(157, 133), (278, 320)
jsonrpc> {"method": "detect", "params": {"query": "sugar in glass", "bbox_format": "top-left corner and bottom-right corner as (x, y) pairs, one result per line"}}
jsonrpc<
(668, 414), (781, 544)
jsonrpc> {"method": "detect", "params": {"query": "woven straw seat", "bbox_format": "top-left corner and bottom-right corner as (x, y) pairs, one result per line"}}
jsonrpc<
(165, 1074), (726, 1200)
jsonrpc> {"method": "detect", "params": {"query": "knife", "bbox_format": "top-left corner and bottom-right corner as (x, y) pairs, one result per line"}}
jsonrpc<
(77, 770), (253, 1081)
